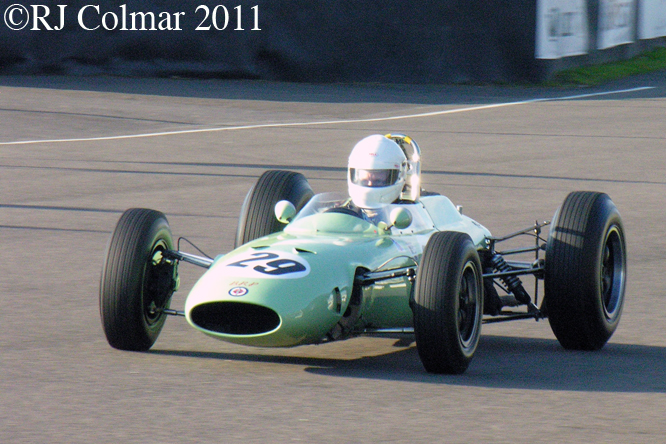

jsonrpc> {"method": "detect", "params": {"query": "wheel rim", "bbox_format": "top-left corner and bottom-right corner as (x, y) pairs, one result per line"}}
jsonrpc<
(143, 239), (171, 326)
(458, 261), (481, 350)
(600, 225), (625, 321)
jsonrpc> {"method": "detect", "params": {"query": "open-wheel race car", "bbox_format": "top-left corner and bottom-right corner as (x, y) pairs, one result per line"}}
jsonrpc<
(100, 134), (627, 374)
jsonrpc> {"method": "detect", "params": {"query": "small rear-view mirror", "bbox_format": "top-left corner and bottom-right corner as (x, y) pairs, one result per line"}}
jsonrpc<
(275, 200), (296, 224)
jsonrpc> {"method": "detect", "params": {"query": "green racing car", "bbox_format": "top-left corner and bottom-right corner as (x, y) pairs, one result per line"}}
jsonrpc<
(100, 134), (627, 374)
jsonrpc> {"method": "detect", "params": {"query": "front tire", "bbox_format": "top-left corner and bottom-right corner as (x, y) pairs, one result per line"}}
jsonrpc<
(545, 191), (627, 350)
(414, 231), (484, 374)
(235, 170), (314, 247)
(100, 208), (178, 351)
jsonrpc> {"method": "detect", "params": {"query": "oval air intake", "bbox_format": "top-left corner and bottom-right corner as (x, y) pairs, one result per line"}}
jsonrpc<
(190, 302), (281, 335)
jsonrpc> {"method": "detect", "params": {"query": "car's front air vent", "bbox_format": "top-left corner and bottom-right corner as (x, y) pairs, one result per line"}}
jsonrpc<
(190, 302), (280, 335)
(294, 248), (316, 254)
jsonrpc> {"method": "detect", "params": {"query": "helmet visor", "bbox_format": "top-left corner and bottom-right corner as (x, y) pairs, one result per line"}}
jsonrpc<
(350, 168), (400, 188)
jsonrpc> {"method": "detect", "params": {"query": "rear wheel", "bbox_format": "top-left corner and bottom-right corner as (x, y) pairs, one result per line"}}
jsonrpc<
(100, 208), (178, 351)
(235, 170), (314, 247)
(545, 191), (626, 350)
(414, 231), (483, 374)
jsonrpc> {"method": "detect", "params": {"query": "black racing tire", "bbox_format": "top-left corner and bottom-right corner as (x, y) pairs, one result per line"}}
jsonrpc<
(100, 208), (177, 351)
(235, 170), (314, 247)
(545, 191), (627, 350)
(413, 231), (484, 374)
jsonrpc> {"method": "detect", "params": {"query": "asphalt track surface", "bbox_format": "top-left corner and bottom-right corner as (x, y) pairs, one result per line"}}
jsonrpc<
(1, 73), (666, 443)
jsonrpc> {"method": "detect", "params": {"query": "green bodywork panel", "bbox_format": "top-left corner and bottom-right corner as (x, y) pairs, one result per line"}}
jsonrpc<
(184, 195), (491, 347)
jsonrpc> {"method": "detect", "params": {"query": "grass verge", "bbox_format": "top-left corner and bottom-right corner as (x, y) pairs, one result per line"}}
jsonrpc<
(547, 46), (666, 86)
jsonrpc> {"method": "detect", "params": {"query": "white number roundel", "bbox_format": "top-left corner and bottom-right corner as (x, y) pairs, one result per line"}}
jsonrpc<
(221, 251), (311, 279)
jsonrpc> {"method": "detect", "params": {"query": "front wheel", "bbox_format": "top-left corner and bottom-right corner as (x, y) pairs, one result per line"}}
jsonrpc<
(100, 208), (178, 351)
(413, 231), (484, 374)
(545, 191), (627, 350)
(235, 170), (314, 247)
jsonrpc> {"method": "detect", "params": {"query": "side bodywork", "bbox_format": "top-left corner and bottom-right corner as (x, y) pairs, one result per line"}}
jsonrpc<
(184, 195), (491, 347)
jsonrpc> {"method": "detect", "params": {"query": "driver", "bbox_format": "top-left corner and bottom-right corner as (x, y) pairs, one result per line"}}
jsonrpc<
(345, 135), (408, 222)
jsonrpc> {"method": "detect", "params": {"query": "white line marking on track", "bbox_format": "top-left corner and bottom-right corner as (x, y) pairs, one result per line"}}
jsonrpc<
(0, 86), (654, 146)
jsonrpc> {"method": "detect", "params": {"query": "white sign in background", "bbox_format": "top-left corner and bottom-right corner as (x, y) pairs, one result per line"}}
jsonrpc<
(536, 0), (590, 59)
(638, 0), (666, 39)
(597, 0), (636, 49)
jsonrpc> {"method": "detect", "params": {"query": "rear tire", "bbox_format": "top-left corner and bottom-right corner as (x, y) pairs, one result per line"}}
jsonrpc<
(235, 170), (314, 247)
(414, 231), (483, 374)
(100, 209), (177, 351)
(545, 191), (627, 350)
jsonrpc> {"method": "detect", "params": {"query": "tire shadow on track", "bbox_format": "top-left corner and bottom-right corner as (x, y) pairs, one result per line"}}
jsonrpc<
(149, 335), (666, 393)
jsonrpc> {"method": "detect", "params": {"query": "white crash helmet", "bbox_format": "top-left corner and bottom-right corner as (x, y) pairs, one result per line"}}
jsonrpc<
(347, 135), (407, 209)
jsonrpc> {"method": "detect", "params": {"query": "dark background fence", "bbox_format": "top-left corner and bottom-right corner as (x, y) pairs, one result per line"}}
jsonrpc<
(0, 0), (664, 83)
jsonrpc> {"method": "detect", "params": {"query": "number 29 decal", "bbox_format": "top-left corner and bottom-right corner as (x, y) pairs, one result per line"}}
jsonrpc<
(222, 251), (310, 279)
